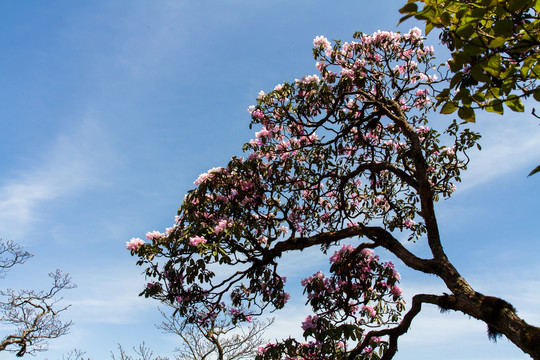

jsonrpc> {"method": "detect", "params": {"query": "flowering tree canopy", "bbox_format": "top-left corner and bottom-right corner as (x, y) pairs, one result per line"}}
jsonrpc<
(129, 28), (540, 359)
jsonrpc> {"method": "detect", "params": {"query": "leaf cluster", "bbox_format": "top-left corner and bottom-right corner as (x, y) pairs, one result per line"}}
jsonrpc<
(400, 0), (540, 121)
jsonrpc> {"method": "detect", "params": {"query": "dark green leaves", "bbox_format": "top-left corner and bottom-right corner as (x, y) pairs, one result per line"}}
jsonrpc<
(528, 164), (540, 176)
(458, 106), (476, 122)
(493, 19), (514, 38)
(440, 101), (459, 114)
(505, 95), (525, 112)
(399, 0), (540, 120)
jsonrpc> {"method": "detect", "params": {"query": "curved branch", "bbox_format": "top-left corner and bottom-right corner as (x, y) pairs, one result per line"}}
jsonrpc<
(347, 293), (440, 360)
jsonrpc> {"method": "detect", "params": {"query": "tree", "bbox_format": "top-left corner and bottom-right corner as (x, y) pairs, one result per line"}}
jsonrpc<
(58, 308), (272, 360)
(0, 239), (74, 357)
(128, 28), (540, 359)
(159, 307), (274, 360)
(399, 0), (540, 174)
(110, 343), (170, 360)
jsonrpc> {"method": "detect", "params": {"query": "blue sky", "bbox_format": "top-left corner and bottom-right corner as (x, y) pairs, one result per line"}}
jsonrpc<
(0, 1), (538, 359)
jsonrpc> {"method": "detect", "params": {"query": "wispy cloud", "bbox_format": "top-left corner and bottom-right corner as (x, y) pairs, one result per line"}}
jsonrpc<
(0, 115), (115, 240)
(68, 264), (152, 324)
(457, 112), (540, 191)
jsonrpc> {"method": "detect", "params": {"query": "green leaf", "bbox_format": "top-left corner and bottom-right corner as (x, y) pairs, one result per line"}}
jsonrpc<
(441, 12), (452, 26)
(530, 65), (540, 79)
(470, 66), (491, 82)
(450, 72), (463, 88)
(493, 19), (514, 38)
(501, 78), (516, 96)
(505, 95), (525, 112)
(533, 88), (540, 101)
(485, 99), (504, 114)
(399, 2), (418, 14)
(528, 164), (540, 177)
(417, 5), (436, 20)
(508, 0), (527, 11)
(398, 14), (415, 24)
(425, 21), (435, 35)
(458, 106), (476, 122)
(472, 91), (486, 103)
(489, 37), (507, 48)
(485, 87), (501, 99)
(456, 8), (468, 19)
(436, 87), (451, 100)
(440, 101), (459, 114)
(481, 0), (497, 6)
(456, 24), (475, 39)
(454, 88), (471, 102)
(470, 7), (488, 19)
(484, 54), (503, 76)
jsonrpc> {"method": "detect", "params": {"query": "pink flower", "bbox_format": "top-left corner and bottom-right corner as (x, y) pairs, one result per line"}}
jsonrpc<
(403, 219), (416, 228)
(126, 238), (145, 251)
(313, 35), (331, 49)
(362, 305), (377, 317)
(301, 315), (319, 330)
(146, 230), (165, 241)
(194, 172), (209, 185)
(391, 285), (403, 296)
(214, 219), (231, 234)
(189, 235), (207, 246)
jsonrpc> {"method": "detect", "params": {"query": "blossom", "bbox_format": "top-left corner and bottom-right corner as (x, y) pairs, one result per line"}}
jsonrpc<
(391, 285), (403, 296)
(313, 35), (331, 49)
(405, 27), (422, 40)
(214, 219), (231, 234)
(362, 305), (377, 317)
(403, 219), (417, 228)
(146, 230), (165, 241)
(189, 235), (207, 246)
(301, 315), (319, 330)
(126, 237), (145, 251)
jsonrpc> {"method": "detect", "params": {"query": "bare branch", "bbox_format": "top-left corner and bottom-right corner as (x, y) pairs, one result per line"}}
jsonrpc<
(0, 269), (75, 356)
(0, 240), (32, 278)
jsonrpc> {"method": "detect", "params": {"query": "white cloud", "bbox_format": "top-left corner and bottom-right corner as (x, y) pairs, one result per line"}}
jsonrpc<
(68, 264), (153, 325)
(457, 113), (540, 191)
(0, 116), (115, 240)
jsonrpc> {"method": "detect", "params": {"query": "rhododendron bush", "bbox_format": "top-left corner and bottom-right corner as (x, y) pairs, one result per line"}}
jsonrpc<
(128, 28), (540, 360)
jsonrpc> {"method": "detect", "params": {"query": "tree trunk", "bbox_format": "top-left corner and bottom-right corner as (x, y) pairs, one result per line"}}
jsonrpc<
(437, 260), (540, 359)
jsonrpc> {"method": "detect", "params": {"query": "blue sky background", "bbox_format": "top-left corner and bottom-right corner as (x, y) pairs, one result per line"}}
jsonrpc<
(0, 1), (538, 359)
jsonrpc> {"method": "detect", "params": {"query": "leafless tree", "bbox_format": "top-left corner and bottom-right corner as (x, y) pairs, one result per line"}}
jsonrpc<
(0, 240), (32, 278)
(0, 239), (75, 357)
(58, 348), (90, 360)
(111, 343), (170, 360)
(159, 309), (274, 360)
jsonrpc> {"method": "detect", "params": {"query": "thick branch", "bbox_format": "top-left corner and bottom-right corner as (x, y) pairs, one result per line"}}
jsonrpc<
(263, 224), (438, 274)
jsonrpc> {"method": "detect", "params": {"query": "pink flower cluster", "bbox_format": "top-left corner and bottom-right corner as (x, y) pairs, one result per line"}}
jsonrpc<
(301, 315), (319, 330)
(146, 230), (165, 241)
(403, 219), (417, 228)
(189, 235), (207, 246)
(300, 244), (404, 338)
(214, 219), (232, 234)
(194, 166), (227, 185)
(126, 237), (145, 251)
(313, 35), (331, 49)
